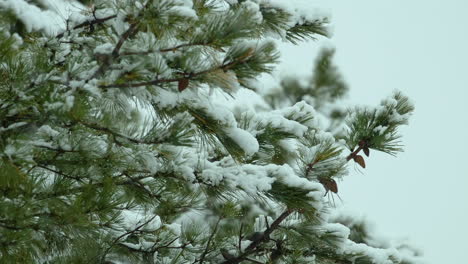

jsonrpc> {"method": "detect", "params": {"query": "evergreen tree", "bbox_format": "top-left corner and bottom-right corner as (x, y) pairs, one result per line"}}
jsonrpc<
(0, 0), (422, 263)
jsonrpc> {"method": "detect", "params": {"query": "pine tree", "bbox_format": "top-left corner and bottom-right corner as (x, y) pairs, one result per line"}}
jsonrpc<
(0, 1), (422, 263)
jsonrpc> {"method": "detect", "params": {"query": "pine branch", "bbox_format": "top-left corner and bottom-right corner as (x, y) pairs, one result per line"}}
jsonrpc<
(33, 176), (155, 201)
(78, 120), (164, 145)
(99, 54), (250, 89)
(121, 42), (218, 56)
(1, 1), (419, 262)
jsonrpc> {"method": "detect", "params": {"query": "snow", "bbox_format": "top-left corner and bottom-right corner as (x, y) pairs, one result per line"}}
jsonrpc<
(200, 158), (276, 193)
(0, 122), (28, 132)
(224, 127), (259, 155)
(120, 210), (162, 231)
(381, 97), (398, 107)
(165, 222), (182, 236)
(0, 0), (84, 35)
(242, 1), (263, 24)
(389, 110), (411, 123)
(266, 0), (331, 24)
(82, 80), (101, 97)
(277, 101), (318, 128)
(188, 97), (263, 155)
(342, 241), (402, 264)
(65, 95), (75, 109)
(30, 140), (54, 149)
(177, 165), (196, 181)
(69, 80), (85, 89)
(232, 104), (312, 141)
(94, 43), (114, 55)
(200, 156), (324, 201)
(139, 152), (160, 174)
(321, 222), (350, 244)
(3, 144), (16, 159)
(37, 125), (60, 137)
(222, 88), (271, 114)
(58, 141), (71, 151)
(325, 208), (428, 264)
(255, 0), (332, 39)
(259, 110), (309, 137)
(152, 89), (184, 109)
(373, 125), (387, 134)
(169, 0), (198, 19)
(11, 33), (23, 49)
(273, 164), (325, 201)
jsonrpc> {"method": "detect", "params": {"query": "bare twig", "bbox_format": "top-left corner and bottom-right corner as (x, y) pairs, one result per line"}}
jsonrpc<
(221, 209), (294, 264)
(345, 145), (363, 161)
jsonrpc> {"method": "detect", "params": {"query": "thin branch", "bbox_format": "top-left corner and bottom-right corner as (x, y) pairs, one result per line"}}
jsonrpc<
(78, 120), (163, 145)
(33, 175), (157, 201)
(346, 140), (369, 161)
(101, 214), (158, 262)
(121, 42), (215, 56)
(91, 2), (150, 79)
(120, 50), (158, 56)
(34, 145), (78, 153)
(199, 217), (221, 263)
(117, 238), (187, 254)
(99, 55), (248, 89)
(36, 164), (84, 182)
(154, 236), (180, 251)
(245, 258), (264, 264)
(264, 215), (270, 229)
(0, 222), (26, 231)
(221, 209), (294, 264)
(121, 172), (161, 200)
(112, 22), (140, 58)
(99, 77), (180, 89)
(306, 159), (320, 175)
(345, 145), (362, 161)
(56, 14), (117, 39)
(159, 42), (213, 52)
(91, 22), (141, 79)
(238, 223), (243, 252)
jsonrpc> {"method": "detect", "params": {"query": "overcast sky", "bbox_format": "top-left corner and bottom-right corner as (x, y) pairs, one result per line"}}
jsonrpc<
(279, 1), (468, 263)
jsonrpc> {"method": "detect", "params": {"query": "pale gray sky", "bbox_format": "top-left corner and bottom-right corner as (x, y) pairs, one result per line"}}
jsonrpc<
(279, 1), (468, 263)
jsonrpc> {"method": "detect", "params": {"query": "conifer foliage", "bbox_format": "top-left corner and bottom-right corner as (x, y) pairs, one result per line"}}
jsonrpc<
(0, 0), (421, 263)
